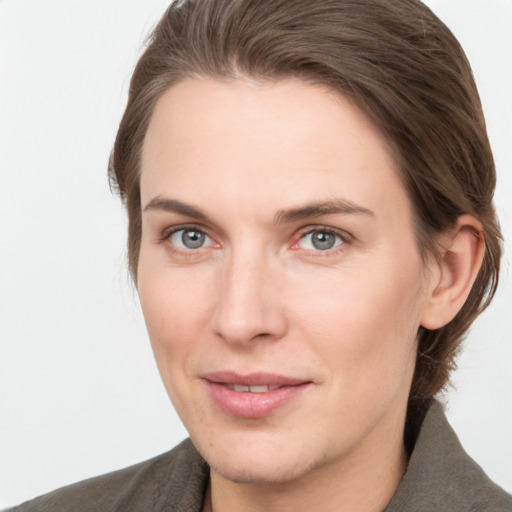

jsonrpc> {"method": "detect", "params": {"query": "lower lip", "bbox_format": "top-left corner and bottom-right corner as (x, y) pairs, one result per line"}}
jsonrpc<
(204, 381), (311, 419)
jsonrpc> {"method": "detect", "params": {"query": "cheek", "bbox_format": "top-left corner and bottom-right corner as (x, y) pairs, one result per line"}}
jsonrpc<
(137, 264), (216, 423)
(295, 256), (425, 389)
(137, 253), (214, 378)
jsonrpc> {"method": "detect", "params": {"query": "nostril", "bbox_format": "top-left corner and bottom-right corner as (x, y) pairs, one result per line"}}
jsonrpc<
(251, 332), (271, 340)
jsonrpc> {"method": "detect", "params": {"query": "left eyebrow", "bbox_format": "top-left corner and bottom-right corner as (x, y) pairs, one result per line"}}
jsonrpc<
(274, 199), (375, 224)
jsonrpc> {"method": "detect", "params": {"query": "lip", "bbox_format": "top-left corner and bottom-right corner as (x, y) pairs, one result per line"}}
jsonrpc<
(202, 371), (313, 419)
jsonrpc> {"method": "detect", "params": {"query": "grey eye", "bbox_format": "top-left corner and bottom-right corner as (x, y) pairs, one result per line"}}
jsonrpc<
(170, 229), (211, 249)
(298, 230), (343, 251)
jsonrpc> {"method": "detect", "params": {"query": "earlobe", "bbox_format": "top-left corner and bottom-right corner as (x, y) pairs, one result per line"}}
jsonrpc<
(420, 215), (485, 330)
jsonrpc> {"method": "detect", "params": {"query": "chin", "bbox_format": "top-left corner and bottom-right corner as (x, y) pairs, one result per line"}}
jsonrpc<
(192, 431), (327, 485)
(209, 456), (318, 485)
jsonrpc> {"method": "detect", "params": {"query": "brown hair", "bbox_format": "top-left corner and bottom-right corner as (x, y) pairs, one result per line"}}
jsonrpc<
(109, 0), (501, 402)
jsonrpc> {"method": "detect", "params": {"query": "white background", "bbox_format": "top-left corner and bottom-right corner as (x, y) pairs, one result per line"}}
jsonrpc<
(0, 0), (511, 508)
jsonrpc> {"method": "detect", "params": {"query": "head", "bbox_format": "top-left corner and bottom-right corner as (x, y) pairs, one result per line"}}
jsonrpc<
(110, 0), (500, 482)
(110, 0), (500, 404)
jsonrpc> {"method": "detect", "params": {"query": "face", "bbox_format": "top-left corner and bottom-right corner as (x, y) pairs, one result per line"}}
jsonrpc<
(138, 77), (435, 484)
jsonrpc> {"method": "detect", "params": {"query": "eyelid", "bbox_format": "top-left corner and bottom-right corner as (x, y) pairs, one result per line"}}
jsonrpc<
(161, 222), (205, 239)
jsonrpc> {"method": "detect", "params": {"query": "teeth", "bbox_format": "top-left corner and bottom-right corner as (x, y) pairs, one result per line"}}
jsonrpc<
(226, 384), (281, 393)
(249, 385), (269, 393)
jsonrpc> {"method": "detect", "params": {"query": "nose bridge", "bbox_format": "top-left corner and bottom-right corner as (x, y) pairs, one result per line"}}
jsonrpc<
(212, 242), (285, 345)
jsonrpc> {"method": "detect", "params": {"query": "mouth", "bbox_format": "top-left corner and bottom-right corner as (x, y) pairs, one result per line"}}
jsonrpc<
(202, 371), (312, 418)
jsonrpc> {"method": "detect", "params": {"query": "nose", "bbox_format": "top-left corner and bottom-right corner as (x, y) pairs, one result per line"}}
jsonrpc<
(211, 251), (288, 346)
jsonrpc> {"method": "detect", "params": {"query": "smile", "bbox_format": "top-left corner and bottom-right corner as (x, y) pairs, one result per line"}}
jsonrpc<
(202, 371), (312, 418)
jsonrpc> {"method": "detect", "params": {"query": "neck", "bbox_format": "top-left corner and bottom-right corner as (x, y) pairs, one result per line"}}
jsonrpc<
(203, 411), (409, 512)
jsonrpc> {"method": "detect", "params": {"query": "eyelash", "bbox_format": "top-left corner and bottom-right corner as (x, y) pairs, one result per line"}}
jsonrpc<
(158, 224), (351, 255)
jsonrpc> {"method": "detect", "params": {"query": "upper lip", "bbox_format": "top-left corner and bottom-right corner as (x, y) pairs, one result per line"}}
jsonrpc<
(201, 371), (310, 387)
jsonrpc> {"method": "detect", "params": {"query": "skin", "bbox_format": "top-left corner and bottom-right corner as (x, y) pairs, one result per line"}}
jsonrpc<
(137, 77), (478, 512)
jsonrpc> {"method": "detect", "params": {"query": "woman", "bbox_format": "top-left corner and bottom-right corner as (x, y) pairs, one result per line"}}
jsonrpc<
(6, 0), (511, 510)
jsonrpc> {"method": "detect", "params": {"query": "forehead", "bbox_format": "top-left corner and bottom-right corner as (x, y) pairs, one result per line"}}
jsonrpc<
(140, 77), (411, 224)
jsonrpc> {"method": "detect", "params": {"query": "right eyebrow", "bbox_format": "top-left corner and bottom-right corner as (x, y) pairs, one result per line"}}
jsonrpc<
(143, 197), (208, 220)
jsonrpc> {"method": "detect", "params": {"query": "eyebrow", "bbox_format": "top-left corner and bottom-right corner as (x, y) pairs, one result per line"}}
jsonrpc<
(143, 196), (374, 223)
(274, 199), (375, 223)
(143, 197), (208, 220)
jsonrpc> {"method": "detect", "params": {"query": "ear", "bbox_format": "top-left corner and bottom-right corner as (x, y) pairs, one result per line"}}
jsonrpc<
(420, 215), (485, 330)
